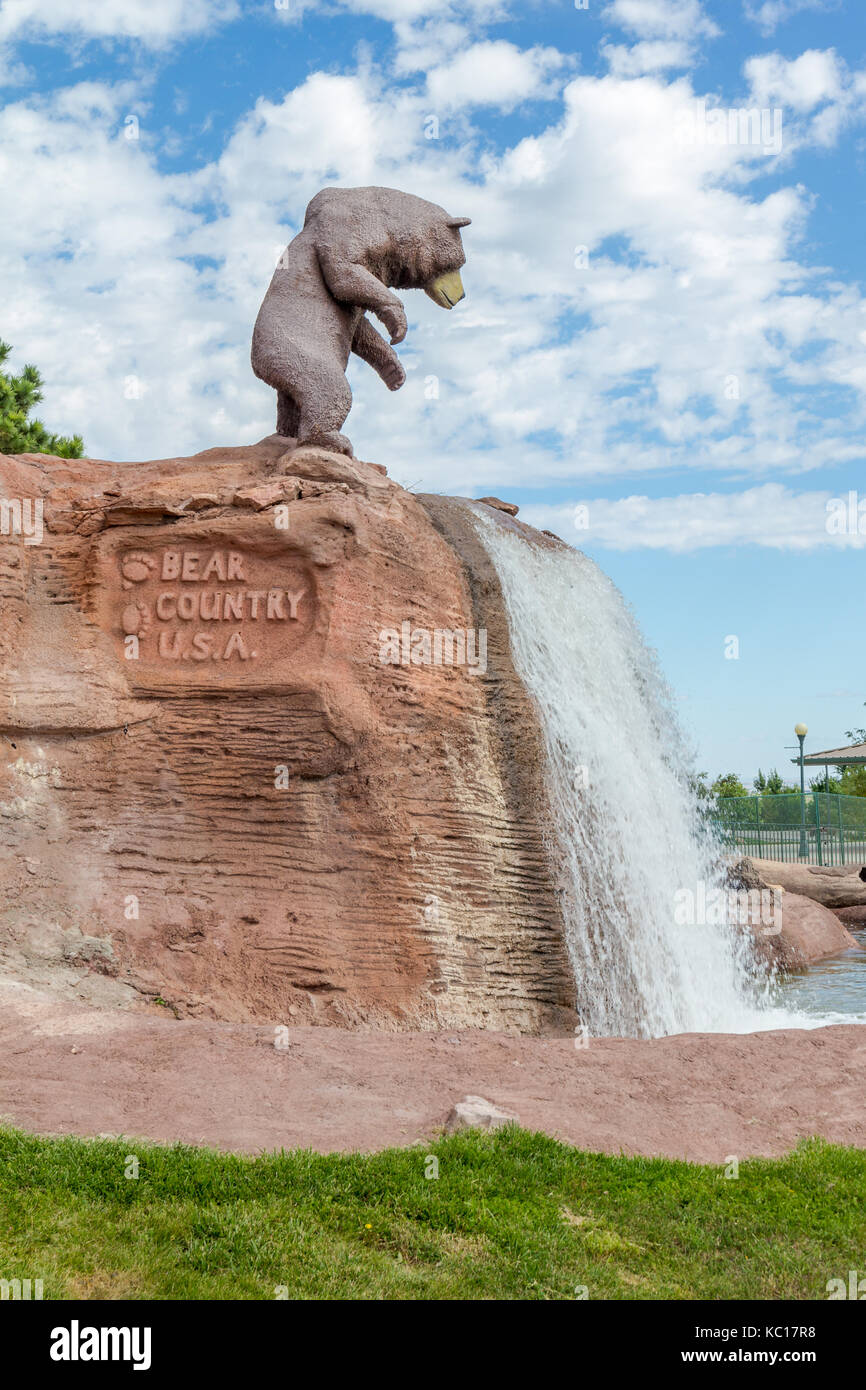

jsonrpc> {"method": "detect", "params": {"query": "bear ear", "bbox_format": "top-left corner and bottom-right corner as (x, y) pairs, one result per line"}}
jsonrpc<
(447, 217), (472, 229)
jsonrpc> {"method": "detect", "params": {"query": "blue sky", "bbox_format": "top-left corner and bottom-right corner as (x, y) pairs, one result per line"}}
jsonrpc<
(1, 0), (864, 781)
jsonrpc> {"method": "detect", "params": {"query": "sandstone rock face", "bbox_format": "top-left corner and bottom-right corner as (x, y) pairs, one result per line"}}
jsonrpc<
(0, 439), (575, 1033)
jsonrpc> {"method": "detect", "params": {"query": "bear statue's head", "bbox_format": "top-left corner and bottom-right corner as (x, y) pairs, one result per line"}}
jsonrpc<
(303, 185), (472, 312)
(422, 216), (472, 310)
(366, 188), (471, 309)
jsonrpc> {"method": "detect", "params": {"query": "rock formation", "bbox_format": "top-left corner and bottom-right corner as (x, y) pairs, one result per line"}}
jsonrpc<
(730, 858), (862, 967)
(0, 438), (575, 1033)
(445, 1094), (518, 1132)
(733, 857), (866, 910)
(757, 893), (857, 971)
(4, 439), (861, 1040)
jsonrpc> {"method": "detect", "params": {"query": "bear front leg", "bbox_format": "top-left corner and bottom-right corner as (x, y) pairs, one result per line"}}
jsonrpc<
(352, 315), (406, 391)
(317, 252), (408, 344)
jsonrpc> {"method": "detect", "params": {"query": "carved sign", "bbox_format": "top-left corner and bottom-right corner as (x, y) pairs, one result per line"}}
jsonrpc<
(116, 546), (313, 665)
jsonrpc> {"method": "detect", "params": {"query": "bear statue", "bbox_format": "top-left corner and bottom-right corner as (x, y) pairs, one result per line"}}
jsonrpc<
(251, 185), (471, 457)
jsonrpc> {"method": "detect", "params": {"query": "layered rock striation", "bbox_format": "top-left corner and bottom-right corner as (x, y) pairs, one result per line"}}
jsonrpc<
(0, 439), (575, 1032)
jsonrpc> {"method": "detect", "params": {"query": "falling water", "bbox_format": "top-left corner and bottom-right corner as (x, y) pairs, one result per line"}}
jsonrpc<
(475, 510), (834, 1038)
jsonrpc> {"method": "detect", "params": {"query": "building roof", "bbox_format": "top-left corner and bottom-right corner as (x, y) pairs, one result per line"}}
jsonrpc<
(794, 741), (866, 766)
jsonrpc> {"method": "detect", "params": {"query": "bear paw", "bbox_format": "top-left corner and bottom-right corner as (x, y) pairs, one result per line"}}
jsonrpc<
(379, 303), (408, 346)
(121, 599), (151, 638)
(302, 430), (355, 458)
(121, 551), (157, 589)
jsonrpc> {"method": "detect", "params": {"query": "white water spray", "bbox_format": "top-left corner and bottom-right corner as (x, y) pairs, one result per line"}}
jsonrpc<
(476, 511), (834, 1038)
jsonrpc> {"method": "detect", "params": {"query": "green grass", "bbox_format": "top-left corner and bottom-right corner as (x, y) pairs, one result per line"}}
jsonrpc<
(0, 1125), (863, 1300)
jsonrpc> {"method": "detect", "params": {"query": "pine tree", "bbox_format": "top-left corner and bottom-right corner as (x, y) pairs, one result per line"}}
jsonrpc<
(0, 341), (83, 458)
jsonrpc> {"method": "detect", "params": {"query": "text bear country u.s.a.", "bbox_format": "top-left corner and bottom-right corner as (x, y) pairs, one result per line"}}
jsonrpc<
(118, 546), (308, 663)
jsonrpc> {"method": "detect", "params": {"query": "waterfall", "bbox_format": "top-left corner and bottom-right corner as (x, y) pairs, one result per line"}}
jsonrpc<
(475, 509), (812, 1039)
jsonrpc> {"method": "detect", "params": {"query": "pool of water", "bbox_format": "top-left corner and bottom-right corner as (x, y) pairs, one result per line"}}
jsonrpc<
(773, 930), (866, 1021)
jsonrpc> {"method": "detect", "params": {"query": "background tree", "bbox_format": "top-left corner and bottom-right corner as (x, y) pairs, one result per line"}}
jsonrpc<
(0, 341), (83, 458)
(844, 704), (866, 745)
(690, 771), (713, 803)
(804, 707), (866, 799)
(710, 772), (750, 800)
(810, 767), (866, 798)
(753, 767), (794, 794)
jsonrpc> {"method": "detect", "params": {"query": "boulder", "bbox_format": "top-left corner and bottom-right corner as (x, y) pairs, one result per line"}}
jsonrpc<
(444, 1095), (518, 1132)
(0, 439), (576, 1034)
(476, 496), (519, 516)
(833, 905), (866, 929)
(750, 891), (858, 971)
(731, 857), (866, 910)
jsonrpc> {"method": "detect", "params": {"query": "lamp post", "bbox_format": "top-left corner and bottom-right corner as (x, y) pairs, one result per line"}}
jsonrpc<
(795, 723), (808, 859)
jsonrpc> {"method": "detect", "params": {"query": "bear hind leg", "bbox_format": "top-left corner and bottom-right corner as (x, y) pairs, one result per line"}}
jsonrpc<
(306, 427), (354, 458)
(295, 368), (354, 458)
(277, 391), (300, 439)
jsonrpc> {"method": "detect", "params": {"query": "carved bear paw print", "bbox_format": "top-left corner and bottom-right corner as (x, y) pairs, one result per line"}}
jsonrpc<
(121, 551), (157, 590)
(121, 599), (151, 638)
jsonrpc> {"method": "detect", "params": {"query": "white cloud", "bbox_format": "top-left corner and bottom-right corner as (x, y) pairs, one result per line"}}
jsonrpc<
(0, 0), (504, 53)
(521, 485), (866, 552)
(426, 40), (567, 111)
(0, 82), (252, 460)
(3, 33), (866, 493)
(331, 0), (505, 17)
(743, 0), (836, 37)
(279, 0), (508, 24)
(393, 19), (474, 76)
(0, 50), (30, 87)
(744, 48), (866, 150)
(600, 1), (719, 84)
(0, 0), (239, 45)
(602, 0), (720, 42)
(745, 48), (842, 111)
(602, 39), (694, 76)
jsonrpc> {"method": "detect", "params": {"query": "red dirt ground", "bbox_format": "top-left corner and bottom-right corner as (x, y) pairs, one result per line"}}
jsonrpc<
(2, 981), (865, 1162)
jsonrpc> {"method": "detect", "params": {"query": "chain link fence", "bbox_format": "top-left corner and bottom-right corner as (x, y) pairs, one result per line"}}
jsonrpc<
(710, 792), (866, 866)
